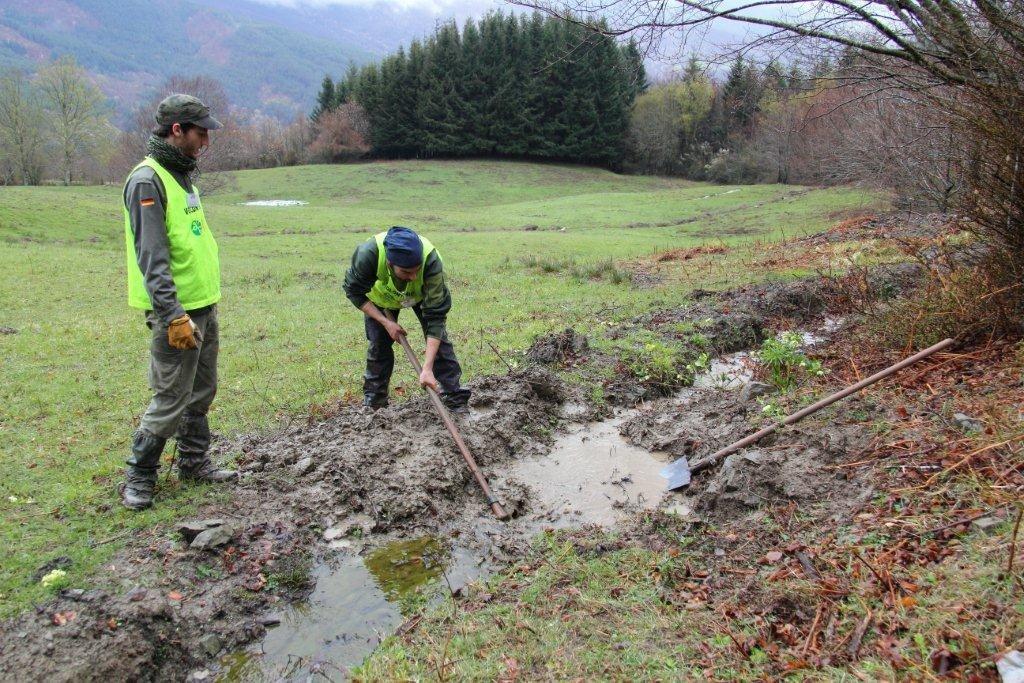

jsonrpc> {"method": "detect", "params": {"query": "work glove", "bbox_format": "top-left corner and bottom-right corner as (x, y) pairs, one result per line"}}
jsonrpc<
(168, 314), (201, 350)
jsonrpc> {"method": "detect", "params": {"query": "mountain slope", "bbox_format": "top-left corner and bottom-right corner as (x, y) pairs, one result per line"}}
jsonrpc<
(0, 0), (386, 120)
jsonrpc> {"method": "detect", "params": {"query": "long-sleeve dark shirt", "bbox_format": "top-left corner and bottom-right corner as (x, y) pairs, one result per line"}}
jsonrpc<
(123, 163), (193, 324)
(343, 239), (451, 339)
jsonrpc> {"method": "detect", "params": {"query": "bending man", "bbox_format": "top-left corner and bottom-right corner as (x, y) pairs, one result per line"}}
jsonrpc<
(121, 94), (236, 511)
(343, 226), (471, 413)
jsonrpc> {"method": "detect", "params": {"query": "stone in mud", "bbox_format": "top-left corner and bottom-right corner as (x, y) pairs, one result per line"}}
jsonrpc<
(323, 513), (374, 540)
(739, 381), (774, 403)
(198, 634), (222, 657)
(126, 587), (147, 602)
(190, 525), (235, 550)
(293, 456), (315, 476)
(178, 519), (226, 544)
(953, 412), (983, 433)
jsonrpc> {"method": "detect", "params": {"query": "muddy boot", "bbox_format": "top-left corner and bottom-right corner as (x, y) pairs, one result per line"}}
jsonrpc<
(443, 397), (470, 416)
(176, 413), (237, 483)
(363, 393), (389, 410)
(122, 430), (166, 511)
(178, 454), (238, 483)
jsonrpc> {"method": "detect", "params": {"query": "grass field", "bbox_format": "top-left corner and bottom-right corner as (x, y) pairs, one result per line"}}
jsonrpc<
(0, 160), (879, 616)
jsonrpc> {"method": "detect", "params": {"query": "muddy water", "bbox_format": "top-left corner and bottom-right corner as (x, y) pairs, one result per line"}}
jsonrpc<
(218, 538), (481, 681)
(222, 326), (833, 680)
(506, 414), (670, 527)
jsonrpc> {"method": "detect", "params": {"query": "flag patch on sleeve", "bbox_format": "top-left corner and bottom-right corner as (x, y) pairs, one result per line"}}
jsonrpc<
(140, 198), (155, 207)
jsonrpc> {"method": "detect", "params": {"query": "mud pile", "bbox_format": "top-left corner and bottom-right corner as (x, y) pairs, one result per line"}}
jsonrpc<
(526, 328), (589, 364)
(623, 383), (876, 521)
(235, 367), (565, 532)
(0, 369), (569, 682)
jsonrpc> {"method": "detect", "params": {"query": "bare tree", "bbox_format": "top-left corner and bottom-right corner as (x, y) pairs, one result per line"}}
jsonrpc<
(0, 69), (46, 186)
(307, 103), (371, 163)
(37, 57), (106, 186)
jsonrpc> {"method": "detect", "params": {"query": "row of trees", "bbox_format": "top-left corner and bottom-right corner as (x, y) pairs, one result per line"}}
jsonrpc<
(624, 51), (965, 211)
(0, 63), (342, 186)
(314, 12), (646, 166)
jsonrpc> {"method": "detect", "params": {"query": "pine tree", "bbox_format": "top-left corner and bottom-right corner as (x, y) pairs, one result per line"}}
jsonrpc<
(311, 75), (335, 122)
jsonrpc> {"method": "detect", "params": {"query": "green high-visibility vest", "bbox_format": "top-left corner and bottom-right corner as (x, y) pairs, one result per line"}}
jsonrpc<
(366, 231), (437, 310)
(123, 157), (220, 311)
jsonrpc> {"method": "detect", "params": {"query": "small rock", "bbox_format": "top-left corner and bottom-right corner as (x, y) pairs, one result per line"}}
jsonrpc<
(663, 502), (692, 517)
(258, 614), (282, 627)
(739, 381), (774, 402)
(178, 519), (226, 544)
(293, 457), (315, 476)
(971, 516), (1002, 534)
(0, 326), (17, 335)
(190, 525), (234, 550)
(764, 550), (784, 564)
(997, 650), (1024, 683)
(126, 587), (147, 602)
(199, 634), (222, 657)
(324, 513), (374, 539)
(61, 589), (86, 601)
(329, 539), (353, 551)
(742, 449), (766, 465)
(187, 669), (212, 682)
(953, 412), (983, 433)
(714, 548), (725, 557)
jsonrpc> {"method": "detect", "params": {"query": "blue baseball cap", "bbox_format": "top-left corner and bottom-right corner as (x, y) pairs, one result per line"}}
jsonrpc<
(383, 226), (423, 268)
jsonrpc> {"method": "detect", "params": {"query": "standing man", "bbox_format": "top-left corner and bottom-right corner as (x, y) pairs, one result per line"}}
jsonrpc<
(343, 226), (472, 413)
(121, 94), (236, 511)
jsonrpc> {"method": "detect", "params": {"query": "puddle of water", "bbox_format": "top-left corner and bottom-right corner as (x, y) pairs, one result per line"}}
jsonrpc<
(218, 537), (480, 681)
(240, 199), (309, 206)
(508, 415), (668, 527)
(801, 316), (842, 346)
(692, 352), (752, 390)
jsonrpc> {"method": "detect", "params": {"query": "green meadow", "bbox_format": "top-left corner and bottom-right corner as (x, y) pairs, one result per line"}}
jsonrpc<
(0, 160), (878, 615)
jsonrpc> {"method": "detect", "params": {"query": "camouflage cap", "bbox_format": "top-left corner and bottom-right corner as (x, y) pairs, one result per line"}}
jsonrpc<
(155, 94), (223, 131)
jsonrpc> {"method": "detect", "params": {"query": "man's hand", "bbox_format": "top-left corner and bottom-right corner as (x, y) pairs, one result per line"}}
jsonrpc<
(168, 314), (201, 350)
(419, 367), (439, 391)
(384, 319), (406, 342)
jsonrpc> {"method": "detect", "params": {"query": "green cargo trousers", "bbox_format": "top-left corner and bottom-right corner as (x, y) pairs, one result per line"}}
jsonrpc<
(137, 306), (219, 441)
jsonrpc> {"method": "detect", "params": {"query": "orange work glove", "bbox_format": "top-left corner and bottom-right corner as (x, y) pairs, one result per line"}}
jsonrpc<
(167, 315), (201, 350)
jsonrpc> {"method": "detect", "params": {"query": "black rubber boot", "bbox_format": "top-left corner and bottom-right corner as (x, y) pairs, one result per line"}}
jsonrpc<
(122, 430), (166, 511)
(177, 413), (237, 483)
(363, 393), (389, 410)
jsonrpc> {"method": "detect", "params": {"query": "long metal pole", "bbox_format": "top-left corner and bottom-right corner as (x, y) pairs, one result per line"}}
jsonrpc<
(687, 337), (955, 477)
(386, 311), (509, 520)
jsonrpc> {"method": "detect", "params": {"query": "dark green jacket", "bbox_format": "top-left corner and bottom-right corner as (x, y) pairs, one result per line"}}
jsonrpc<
(343, 240), (451, 338)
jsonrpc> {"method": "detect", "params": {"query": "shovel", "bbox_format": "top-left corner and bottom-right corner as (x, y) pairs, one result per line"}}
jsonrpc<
(662, 338), (954, 490)
(385, 311), (509, 520)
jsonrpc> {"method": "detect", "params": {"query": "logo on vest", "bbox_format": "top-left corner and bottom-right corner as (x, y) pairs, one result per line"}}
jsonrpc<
(190, 219), (203, 236)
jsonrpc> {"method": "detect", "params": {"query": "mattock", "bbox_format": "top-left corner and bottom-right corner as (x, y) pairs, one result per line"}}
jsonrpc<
(386, 310), (509, 520)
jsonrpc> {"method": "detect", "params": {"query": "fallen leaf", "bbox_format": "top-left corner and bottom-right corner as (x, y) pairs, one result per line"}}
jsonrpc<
(51, 611), (76, 626)
(168, 591), (184, 601)
(764, 551), (784, 564)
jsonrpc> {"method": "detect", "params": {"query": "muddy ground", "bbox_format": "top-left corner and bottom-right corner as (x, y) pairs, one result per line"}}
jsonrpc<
(0, 259), (921, 681)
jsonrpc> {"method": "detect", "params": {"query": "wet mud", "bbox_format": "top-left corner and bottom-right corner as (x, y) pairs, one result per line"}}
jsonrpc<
(0, 271), (899, 681)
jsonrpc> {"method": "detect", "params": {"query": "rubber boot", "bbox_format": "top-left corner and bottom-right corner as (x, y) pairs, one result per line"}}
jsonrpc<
(176, 413), (237, 483)
(122, 430), (166, 511)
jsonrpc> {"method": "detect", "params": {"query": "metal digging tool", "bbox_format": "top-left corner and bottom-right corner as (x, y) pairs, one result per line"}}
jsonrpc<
(385, 311), (509, 520)
(661, 337), (955, 491)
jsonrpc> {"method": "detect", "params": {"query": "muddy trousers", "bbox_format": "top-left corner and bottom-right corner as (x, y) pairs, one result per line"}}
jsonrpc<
(128, 306), (219, 474)
(363, 307), (471, 409)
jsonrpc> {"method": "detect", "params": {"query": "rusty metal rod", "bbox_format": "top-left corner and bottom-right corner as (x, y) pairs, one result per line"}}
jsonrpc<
(690, 337), (955, 475)
(385, 311), (509, 520)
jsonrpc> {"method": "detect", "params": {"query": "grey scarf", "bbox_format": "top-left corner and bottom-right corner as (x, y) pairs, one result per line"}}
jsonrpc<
(147, 135), (197, 176)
